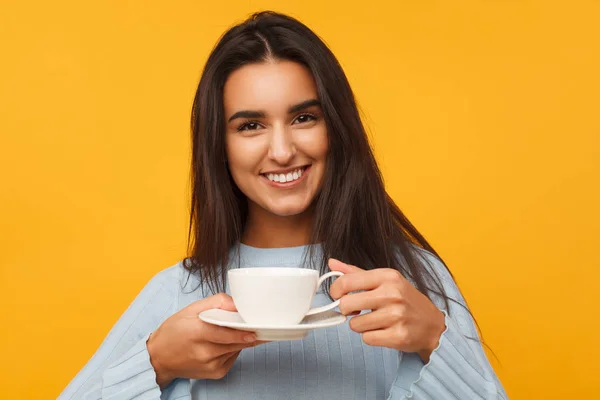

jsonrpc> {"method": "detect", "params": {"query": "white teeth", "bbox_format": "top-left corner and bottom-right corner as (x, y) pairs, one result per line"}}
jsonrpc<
(265, 167), (307, 183)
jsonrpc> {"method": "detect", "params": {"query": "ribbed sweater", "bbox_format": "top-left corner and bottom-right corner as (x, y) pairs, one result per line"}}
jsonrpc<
(58, 244), (507, 399)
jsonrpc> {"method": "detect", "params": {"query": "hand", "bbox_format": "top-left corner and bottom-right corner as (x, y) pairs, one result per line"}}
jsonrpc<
(329, 259), (446, 363)
(147, 293), (263, 388)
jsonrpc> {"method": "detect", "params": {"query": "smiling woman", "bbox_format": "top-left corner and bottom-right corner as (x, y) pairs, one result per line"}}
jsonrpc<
(224, 61), (329, 223)
(58, 11), (507, 400)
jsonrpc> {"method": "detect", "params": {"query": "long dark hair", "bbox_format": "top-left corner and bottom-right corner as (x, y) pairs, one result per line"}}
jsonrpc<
(184, 11), (457, 313)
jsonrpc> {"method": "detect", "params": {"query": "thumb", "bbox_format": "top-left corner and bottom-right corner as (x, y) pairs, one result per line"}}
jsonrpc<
(188, 293), (237, 314)
(328, 258), (363, 274)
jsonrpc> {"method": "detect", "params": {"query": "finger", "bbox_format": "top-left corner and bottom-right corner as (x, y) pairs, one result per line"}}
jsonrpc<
(349, 311), (389, 333)
(188, 293), (237, 315)
(204, 341), (259, 358)
(201, 324), (257, 344)
(338, 290), (386, 315)
(330, 270), (385, 299)
(328, 258), (364, 274)
(210, 339), (269, 357)
(218, 342), (258, 355)
(361, 329), (391, 348)
(220, 350), (241, 370)
(211, 351), (237, 369)
(331, 268), (406, 300)
(202, 350), (242, 380)
(222, 350), (241, 363)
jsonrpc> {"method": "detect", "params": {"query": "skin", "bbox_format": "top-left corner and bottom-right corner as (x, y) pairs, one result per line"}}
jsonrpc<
(148, 60), (445, 388)
(224, 60), (329, 248)
(223, 60), (446, 361)
(148, 60), (329, 388)
(328, 259), (446, 363)
(148, 294), (262, 388)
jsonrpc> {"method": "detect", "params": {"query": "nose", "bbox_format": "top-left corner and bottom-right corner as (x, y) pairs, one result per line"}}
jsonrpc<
(267, 123), (296, 165)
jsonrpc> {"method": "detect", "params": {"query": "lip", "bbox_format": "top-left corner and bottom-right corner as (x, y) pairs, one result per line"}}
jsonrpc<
(261, 165), (311, 189)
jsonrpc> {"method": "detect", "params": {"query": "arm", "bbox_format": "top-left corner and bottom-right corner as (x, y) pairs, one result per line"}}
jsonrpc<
(389, 251), (508, 399)
(57, 265), (181, 400)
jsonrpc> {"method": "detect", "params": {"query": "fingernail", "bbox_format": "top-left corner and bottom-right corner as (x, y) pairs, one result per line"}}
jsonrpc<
(244, 334), (256, 343)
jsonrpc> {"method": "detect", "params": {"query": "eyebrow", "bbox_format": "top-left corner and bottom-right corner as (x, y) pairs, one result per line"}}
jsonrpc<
(288, 99), (321, 113)
(227, 99), (321, 122)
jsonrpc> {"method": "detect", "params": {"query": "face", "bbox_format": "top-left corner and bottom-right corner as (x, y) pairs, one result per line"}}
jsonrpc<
(223, 60), (328, 217)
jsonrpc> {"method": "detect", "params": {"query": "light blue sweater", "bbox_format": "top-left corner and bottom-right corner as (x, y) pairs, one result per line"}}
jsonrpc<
(59, 244), (507, 399)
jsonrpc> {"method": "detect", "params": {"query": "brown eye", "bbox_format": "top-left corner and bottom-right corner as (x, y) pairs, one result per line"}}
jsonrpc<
(293, 113), (317, 124)
(238, 121), (262, 131)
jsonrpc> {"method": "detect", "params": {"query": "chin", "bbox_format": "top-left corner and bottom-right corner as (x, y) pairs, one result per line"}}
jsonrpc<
(269, 208), (307, 217)
(265, 203), (310, 217)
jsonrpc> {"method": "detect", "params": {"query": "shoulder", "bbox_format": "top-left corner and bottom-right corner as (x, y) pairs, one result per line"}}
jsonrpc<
(135, 261), (192, 306)
(144, 260), (184, 289)
(125, 262), (181, 310)
(410, 247), (454, 286)
(128, 260), (212, 317)
(403, 245), (466, 310)
(145, 259), (214, 310)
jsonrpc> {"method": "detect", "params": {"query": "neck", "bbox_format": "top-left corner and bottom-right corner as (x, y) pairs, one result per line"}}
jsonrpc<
(242, 203), (314, 248)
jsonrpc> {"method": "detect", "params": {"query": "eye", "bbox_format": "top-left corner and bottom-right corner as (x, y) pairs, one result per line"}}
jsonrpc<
(293, 113), (318, 124)
(237, 121), (262, 131)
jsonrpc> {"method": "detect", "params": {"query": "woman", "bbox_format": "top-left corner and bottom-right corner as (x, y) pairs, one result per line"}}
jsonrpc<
(60, 11), (507, 400)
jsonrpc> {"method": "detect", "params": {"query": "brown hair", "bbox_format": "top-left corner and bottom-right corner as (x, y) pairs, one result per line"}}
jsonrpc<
(184, 11), (457, 313)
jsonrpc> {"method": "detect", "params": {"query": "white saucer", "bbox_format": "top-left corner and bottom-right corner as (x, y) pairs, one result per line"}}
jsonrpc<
(198, 309), (347, 341)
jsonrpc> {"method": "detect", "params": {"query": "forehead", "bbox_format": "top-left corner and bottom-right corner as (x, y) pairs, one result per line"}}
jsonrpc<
(223, 60), (318, 115)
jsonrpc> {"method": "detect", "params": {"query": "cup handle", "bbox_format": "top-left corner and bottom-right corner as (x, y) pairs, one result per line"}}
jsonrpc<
(305, 271), (345, 316)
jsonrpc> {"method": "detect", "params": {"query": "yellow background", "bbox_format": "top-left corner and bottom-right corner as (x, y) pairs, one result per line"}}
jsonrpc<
(1, 1), (598, 398)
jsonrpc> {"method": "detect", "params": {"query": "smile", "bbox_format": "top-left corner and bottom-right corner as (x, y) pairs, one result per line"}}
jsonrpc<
(261, 166), (310, 187)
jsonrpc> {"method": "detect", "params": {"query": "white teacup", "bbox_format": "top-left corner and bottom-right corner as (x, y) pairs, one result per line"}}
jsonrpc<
(228, 267), (344, 326)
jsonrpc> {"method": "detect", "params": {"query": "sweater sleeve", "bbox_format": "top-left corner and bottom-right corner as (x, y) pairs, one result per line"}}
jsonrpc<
(388, 251), (508, 399)
(57, 264), (181, 400)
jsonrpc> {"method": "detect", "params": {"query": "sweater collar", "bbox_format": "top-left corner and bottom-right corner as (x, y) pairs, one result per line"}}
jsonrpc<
(229, 242), (324, 269)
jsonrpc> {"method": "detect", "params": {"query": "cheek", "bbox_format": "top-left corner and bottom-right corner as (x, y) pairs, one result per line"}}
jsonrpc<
(296, 129), (329, 160)
(226, 136), (266, 178)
